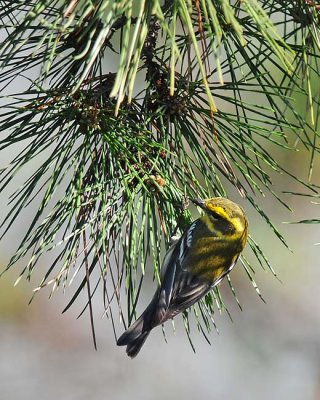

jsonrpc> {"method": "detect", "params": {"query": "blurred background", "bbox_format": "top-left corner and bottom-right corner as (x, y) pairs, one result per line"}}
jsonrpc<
(1, 187), (320, 400)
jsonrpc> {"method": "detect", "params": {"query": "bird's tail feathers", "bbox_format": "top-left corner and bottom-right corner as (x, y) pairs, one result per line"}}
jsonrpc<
(117, 315), (144, 346)
(125, 331), (150, 358)
(117, 314), (151, 358)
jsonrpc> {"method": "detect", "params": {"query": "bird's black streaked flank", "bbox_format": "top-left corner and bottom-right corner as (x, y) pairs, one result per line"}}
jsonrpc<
(117, 197), (248, 358)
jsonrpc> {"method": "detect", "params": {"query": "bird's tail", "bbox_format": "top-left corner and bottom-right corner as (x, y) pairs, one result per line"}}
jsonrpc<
(117, 314), (151, 358)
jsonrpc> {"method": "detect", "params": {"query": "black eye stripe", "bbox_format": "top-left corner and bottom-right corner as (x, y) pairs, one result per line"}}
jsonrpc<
(208, 210), (223, 220)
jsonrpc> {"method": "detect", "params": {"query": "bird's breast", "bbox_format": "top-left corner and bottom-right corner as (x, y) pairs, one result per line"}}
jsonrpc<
(186, 236), (239, 282)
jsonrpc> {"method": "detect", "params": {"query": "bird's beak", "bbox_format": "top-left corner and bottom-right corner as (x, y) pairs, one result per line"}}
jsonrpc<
(190, 198), (206, 210)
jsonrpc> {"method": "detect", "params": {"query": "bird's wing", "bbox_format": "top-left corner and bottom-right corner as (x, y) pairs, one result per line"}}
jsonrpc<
(152, 221), (211, 324)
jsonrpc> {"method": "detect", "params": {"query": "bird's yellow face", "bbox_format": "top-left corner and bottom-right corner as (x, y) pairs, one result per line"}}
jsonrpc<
(193, 197), (248, 247)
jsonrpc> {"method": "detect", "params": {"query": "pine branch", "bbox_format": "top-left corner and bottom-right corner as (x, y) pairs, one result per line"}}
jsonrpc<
(0, 0), (319, 346)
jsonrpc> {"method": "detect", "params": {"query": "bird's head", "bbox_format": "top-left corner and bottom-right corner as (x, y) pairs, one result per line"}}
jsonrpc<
(191, 197), (248, 244)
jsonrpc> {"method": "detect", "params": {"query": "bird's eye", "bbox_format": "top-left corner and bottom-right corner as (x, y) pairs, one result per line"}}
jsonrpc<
(208, 210), (223, 220)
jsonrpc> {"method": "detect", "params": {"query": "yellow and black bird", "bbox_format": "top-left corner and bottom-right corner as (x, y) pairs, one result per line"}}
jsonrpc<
(117, 197), (248, 358)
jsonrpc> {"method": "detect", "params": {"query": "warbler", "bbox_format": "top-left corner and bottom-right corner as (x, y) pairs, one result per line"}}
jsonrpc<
(117, 197), (248, 358)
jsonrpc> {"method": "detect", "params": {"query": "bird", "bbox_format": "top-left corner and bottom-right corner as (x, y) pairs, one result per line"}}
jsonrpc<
(117, 197), (248, 358)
